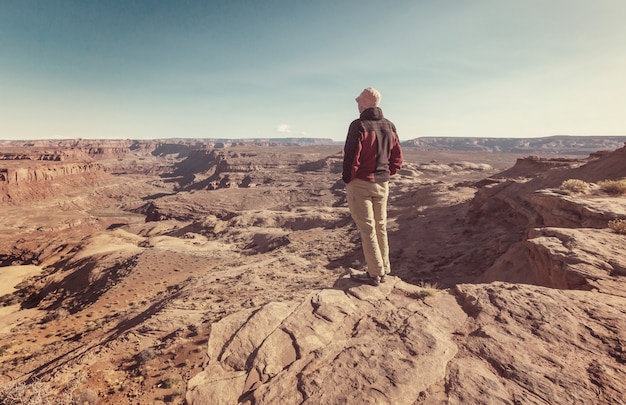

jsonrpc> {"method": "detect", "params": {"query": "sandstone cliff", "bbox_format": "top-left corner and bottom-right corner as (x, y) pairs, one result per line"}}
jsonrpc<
(0, 162), (107, 204)
(469, 147), (626, 297)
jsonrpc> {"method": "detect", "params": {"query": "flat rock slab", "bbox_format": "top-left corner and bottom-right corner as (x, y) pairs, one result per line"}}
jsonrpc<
(188, 279), (626, 405)
(453, 282), (626, 405)
(187, 277), (467, 405)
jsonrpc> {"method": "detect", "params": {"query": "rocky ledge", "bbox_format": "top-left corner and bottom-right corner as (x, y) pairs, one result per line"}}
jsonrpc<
(187, 277), (625, 404)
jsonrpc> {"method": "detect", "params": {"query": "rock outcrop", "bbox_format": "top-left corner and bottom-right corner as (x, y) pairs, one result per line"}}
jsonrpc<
(0, 162), (107, 203)
(2, 142), (626, 404)
(470, 146), (626, 294)
(187, 277), (626, 405)
(185, 145), (626, 404)
(404, 136), (626, 154)
(187, 278), (467, 405)
(451, 282), (626, 404)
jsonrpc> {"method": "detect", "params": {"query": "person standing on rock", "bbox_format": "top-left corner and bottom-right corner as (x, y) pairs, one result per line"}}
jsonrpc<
(343, 87), (403, 286)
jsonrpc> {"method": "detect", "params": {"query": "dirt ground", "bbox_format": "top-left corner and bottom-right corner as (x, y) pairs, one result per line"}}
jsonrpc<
(0, 145), (524, 404)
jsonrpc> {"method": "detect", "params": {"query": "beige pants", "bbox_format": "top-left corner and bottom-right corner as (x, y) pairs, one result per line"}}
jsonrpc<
(347, 179), (390, 277)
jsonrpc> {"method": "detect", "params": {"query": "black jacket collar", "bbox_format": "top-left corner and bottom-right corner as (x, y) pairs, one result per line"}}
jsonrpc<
(360, 107), (384, 120)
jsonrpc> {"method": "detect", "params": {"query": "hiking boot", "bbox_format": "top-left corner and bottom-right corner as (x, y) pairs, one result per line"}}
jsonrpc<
(350, 273), (381, 286)
(379, 275), (387, 283)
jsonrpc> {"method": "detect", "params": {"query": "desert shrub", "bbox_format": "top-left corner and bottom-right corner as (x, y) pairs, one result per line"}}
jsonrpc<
(560, 179), (590, 193)
(42, 308), (70, 324)
(598, 179), (626, 195)
(136, 347), (158, 365)
(418, 281), (439, 297)
(608, 219), (626, 235)
(159, 375), (179, 389)
(0, 380), (59, 405)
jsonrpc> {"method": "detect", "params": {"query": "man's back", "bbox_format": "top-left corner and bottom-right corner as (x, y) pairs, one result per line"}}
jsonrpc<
(343, 106), (403, 184)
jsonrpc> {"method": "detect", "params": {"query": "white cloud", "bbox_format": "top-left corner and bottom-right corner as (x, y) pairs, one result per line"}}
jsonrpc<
(276, 124), (292, 134)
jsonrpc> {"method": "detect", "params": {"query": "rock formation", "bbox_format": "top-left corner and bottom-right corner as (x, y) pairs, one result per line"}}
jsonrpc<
(184, 145), (626, 404)
(404, 135), (626, 154)
(0, 162), (107, 203)
(0, 141), (625, 404)
(469, 147), (626, 296)
(187, 278), (626, 405)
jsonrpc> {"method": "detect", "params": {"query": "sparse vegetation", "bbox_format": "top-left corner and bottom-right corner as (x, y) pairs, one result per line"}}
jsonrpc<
(0, 292), (21, 306)
(608, 219), (626, 235)
(560, 179), (590, 193)
(2, 140), (625, 404)
(0, 343), (12, 356)
(137, 346), (158, 365)
(418, 281), (439, 296)
(159, 374), (180, 389)
(42, 308), (70, 324)
(598, 178), (626, 195)
(404, 281), (440, 300)
(0, 380), (75, 405)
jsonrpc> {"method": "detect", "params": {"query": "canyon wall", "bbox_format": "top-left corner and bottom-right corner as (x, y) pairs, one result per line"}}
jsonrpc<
(469, 146), (626, 295)
(0, 162), (107, 204)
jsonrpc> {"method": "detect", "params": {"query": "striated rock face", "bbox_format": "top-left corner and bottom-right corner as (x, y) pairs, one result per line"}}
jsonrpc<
(0, 162), (101, 184)
(403, 136), (626, 154)
(469, 146), (626, 291)
(170, 148), (320, 191)
(0, 162), (107, 203)
(0, 138), (338, 162)
(0, 152), (63, 161)
(525, 228), (626, 295)
(531, 190), (625, 228)
(0, 140), (134, 161)
(452, 282), (626, 405)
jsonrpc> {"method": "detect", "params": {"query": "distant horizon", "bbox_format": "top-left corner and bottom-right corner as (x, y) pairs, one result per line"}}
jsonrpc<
(1, 1), (625, 141)
(2, 134), (626, 144)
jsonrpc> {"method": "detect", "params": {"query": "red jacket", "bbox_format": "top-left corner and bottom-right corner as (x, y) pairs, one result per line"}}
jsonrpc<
(342, 107), (403, 183)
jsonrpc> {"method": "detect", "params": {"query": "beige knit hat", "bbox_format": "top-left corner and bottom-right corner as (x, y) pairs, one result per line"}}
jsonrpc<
(355, 87), (382, 109)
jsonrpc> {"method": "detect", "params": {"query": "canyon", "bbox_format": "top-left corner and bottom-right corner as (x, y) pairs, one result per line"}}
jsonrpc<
(0, 138), (625, 404)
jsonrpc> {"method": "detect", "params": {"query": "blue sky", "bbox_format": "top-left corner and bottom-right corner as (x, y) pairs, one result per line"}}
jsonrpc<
(1, 0), (625, 141)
